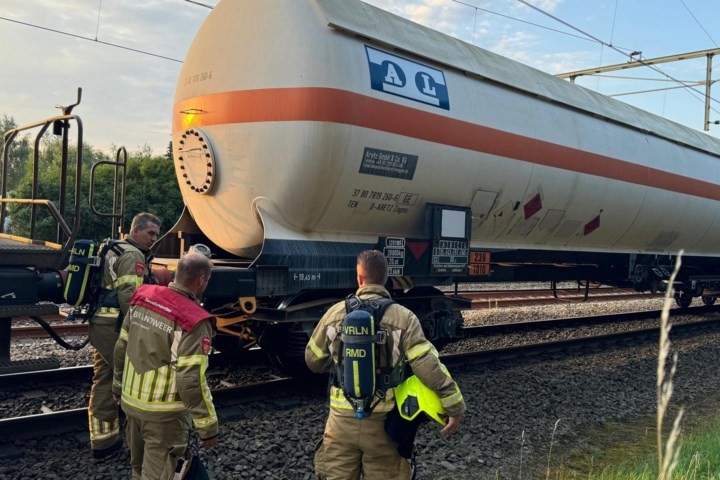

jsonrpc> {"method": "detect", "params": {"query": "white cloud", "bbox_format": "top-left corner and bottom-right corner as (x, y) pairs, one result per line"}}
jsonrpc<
(0, 0), (206, 155)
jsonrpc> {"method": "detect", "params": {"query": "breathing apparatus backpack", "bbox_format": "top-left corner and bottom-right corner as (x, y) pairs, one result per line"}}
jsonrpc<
(335, 295), (406, 419)
(64, 239), (126, 319)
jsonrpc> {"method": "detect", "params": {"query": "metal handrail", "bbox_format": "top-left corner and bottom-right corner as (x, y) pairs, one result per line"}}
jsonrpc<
(0, 88), (83, 255)
(0, 199), (72, 241)
(89, 146), (128, 239)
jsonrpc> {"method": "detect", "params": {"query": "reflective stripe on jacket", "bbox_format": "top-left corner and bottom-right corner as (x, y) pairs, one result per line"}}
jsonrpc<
(102, 239), (152, 317)
(305, 284), (466, 418)
(113, 283), (218, 439)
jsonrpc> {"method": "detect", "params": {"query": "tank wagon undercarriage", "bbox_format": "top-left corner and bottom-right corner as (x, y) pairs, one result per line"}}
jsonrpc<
(147, 205), (720, 369)
(1, 196), (719, 369)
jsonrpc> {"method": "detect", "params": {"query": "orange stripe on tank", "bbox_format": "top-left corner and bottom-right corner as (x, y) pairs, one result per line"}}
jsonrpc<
(173, 87), (720, 202)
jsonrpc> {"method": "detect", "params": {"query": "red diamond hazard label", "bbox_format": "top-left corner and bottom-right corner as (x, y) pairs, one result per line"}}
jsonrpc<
(523, 193), (542, 220)
(407, 242), (429, 261)
(584, 215), (600, 236)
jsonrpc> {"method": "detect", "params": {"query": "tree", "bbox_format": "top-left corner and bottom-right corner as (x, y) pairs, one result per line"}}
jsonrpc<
(6, 137), (183, 243)
(7, 136), (110, 241)
(1, 115), (31, 194)
(122, 146), (183, 236)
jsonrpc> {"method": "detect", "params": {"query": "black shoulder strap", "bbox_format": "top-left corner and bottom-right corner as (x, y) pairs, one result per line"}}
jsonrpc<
(345, 295), (394, 316)
(345, 294), (361, 313)
(105, 239), (126, 257)
(368, 298), (394, 324)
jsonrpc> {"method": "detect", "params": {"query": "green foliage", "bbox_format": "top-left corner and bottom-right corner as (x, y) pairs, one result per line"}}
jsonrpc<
(1, 115), (31, 193)
(551, 413), (720, 479)
(5, 135), (182, 243)
(123, 146), (182, 234)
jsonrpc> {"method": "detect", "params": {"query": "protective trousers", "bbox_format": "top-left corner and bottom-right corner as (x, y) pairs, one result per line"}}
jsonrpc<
(88, 317), (120, 451)
(125, 413), (192, 480)
(315, 411), (412, 480)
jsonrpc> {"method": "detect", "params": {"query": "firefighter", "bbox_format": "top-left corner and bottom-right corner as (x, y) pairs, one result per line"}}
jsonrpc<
(305, 250), (466, 480)
(88, 212), (161, 458)
(112, 252), (219, 479)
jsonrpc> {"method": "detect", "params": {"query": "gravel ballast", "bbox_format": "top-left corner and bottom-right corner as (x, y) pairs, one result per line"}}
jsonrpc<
(3, 298), (720, 479)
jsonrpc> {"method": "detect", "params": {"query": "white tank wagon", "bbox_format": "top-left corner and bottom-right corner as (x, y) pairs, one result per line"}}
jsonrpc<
(163, 0), (720, 359)
(174, 0), (720, 255)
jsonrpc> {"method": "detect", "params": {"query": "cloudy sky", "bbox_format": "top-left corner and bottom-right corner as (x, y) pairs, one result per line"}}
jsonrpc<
(1, 0), (719, 156)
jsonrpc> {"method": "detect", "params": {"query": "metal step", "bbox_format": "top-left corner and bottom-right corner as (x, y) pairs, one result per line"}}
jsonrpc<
(0, 303), (58, 318)
(0, 357), (60, 375)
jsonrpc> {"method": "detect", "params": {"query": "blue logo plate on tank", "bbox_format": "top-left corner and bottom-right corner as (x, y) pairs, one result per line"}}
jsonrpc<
(365, 46), (449, 110)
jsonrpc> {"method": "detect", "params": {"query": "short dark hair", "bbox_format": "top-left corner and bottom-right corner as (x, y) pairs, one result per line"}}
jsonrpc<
(357, 250), (388, 286)
(176, 252), (212, 284)
(131, 212), (161, 231)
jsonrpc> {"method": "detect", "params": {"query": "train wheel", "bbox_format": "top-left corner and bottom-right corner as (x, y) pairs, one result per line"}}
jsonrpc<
(262, 291), (342, 377)
(702, 295), (717, 306)
(259, 326), (314, 377)
(211, 334), (253, 356)
(395, 286), (464, 348)
(675, 293), (693, 309)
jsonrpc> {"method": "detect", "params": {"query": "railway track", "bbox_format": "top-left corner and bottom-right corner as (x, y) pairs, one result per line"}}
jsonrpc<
(458, 287), (663, 309)
(0, 376), (321, 442)
(0, 349), (270, 390)
(460, 304), (720, 338)
(6, 304), (716, 386)
(446, 317), (720, 368)
(9, 288), (664, 339)
(11, 322), (88, 338)
(4, 311), (720, 441)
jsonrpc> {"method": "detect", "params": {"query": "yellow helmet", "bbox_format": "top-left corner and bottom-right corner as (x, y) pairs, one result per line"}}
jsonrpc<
(394, 375), (447, 426)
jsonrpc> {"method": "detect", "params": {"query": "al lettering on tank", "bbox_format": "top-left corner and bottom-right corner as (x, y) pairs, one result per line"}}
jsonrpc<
(365, 46), (450, 110)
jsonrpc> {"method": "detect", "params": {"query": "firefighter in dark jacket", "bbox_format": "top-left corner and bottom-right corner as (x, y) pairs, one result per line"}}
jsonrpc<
(88, 212), (161, 458)
(306, 250), (466, 480)
(113, 252), (219, 480)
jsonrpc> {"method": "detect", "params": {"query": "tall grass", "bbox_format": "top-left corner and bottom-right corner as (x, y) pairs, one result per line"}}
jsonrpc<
(532, 251), (699, 479)
(546, 419), (561, 480)
(657, 251), (684, 480)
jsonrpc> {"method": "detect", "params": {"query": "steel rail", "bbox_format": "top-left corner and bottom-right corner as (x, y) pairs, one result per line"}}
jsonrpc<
(442, 317), (720, 369)
(11, 323), (88, 338)
(0, 376), (322, 442)
(461, 304), (720, 338)
(3, 317), (719, 441)
(461, 288), (664, 309)
(0, 350), (268, 390)
(10, 289), (663, 338)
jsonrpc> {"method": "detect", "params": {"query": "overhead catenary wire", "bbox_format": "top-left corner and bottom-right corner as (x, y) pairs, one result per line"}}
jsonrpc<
(450, 0), (624, 47)
(679, 0), (718, 48)
(450, 0), (720, 115)
(608, 81), (711, 98)
(0, 15), (183, 63)
(515, 0), (720, 116)
(596, 0), (621, 91)
(185, 0), (214, 9)
(593, 74), (704, 83)
(94, 0), (103, 41)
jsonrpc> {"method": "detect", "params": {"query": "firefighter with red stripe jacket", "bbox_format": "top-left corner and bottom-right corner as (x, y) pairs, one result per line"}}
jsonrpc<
(89, 212), (161, 459)
(306, 250), (466, 480)
(112, 252), (219, 479)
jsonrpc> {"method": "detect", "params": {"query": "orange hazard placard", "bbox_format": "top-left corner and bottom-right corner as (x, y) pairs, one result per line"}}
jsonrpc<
(469, 251), (490, 265)
(469, 263), (490, 276)
(469, 251), (491, 276)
